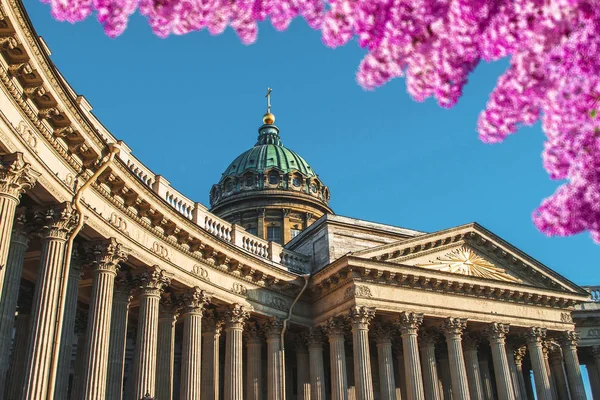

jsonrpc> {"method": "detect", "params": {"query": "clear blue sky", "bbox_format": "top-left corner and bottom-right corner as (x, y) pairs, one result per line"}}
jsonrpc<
(24, 2), (598, 284)
(24, 2), (597, 393)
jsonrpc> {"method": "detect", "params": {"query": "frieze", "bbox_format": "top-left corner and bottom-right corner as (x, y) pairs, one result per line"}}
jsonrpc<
(343, 285), (373, 300)
(560, 312), (573, 323)
(191, 264), (210, 281)
(16, 121), (38, 151)
(109, 212), (129, 235)
(152, 242), (170, 260)
(269, 296), (288, 311)
(232, 282), (248, 296)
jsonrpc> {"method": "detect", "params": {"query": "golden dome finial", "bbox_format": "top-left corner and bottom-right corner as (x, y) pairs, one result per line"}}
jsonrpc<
(263, 87), (275, 125)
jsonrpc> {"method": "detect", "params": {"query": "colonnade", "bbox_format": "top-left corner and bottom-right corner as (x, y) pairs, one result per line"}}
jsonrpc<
(0, 152), (597, 400)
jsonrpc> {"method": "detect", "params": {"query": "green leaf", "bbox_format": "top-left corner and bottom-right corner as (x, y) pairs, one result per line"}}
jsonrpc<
(591, 109), (598, 119)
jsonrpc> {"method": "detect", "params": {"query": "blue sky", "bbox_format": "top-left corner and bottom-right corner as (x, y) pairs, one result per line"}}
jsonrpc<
(23, 2), (597, 393)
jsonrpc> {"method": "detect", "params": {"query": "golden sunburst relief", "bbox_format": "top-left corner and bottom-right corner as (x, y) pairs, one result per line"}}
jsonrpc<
(415, 247), (522, 283)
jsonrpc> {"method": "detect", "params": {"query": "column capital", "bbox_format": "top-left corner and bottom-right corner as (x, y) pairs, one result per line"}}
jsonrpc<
(11, 208), (31, 246)
(304, 326), (324, 347)
(244, 320), (263, 344)
(69, 245), (85, 275)
(593, 345), (600, 359)
(324, 316), (346, 339)
(85, 237), (130, 274)
(557, 330), (579, 347)
(225, 303), (250, 329)
(514, 346), (527, 365)
(442, 317), (467, 338)
(541, 341), (551, 359)
(114, 271), (135, 302)
(159, 295), (181, 320)
(524, 327), (547, 344)
(348, 306), (375, 329)
(396, 311), (423, 335)
(462, 332), (481, 351)
(418, 327), (439, 348)
(0, 152), (40, 201)
(294, 333), (309, 353)
(485, 322), (510, 342)
(135, 265), (171, 296)
(263, 316), (283, 340)
(204, 308), (224, 334)
(180, 286), (211, 314)
(371, 322), (395, 344)
(33, 202), (79, 240)
(548, 345), (563, 364)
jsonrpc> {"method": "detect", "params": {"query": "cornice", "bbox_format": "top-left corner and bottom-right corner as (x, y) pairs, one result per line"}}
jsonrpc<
(308, 256), (588, 308)
(352, 224), (588, 296)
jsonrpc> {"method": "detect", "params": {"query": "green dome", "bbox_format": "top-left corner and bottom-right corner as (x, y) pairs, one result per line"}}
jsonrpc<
(220, 125), (316, 181)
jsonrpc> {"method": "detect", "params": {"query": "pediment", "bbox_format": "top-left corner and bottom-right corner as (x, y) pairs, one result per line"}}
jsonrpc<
(351, 223), (588, 295)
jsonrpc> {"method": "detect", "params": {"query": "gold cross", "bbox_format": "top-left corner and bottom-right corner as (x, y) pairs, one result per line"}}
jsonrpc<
(265, 87), (272, 113)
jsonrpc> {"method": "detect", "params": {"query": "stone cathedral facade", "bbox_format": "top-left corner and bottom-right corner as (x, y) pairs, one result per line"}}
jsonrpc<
(0, 1), (599, 400)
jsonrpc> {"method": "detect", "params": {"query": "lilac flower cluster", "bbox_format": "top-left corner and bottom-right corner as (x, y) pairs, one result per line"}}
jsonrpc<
(43, 0), (600, 242)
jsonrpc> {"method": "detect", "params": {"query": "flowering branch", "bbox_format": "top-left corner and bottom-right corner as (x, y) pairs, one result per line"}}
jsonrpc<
(43, 0), (600, 243)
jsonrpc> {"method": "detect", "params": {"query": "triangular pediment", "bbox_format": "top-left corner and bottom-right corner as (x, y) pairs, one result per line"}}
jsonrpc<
(351, 223), (588, 295)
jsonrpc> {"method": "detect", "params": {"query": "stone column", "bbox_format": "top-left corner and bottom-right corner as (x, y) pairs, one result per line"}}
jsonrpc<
(542, 342), (558, 400)
(394, 344), (407, 400)
(505, 343), (524, 400)
(70, 311), (88, 399)
(5, 286), (33, 400)
(80, 238), (130, 400)
(156, 296), (179, 400)
(373, 323), (396, 400)
(524, 327), (552, 400)
(224, 304), (250, 400)
(548, 347), (570, 400)
(513, 348), (529, 400)
(326, 316), (349, 400)
(586, 361), (600, 400)
(484, 323), (514, 400)
(295, 337), (311, 400)
(180, 287), (211, 400)
(349, 306), (376, 400)
(106, 274), (134, 400)
(0, 211), (29, 395)
(478, 355), (494, 400)
(558, 331), (586, 400)
(442, 318), (470, 400)
(306, 327), (327, 400)
(397, 312), (426, 400)
(462, 334), (484, 400)
(418, 329), (441, 400)
(203, 309), (224, 400)
(54, 246), (84, 400)
(265, 317), (284, 400)
(246, 321), (263, 400)
(21, 202), (78, 400)
(438, 351), (453, 400)
(0, 153), (39, 300)
(131, 266), (172, 400)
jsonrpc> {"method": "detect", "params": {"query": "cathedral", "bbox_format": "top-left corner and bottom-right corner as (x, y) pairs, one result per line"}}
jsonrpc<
(0, 1), (599, 400)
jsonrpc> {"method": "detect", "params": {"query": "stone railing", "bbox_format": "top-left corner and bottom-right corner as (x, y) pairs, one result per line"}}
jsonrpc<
(232, 225), (270, 259)
(280, 249), (311, 274)
(582, 286), (600, 302)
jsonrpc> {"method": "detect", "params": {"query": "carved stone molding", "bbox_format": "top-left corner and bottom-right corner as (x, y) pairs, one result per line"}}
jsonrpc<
(84, 237), (131, 274)
(418, 328), (439, 348)
(181, 286), (211, 314)
(304, 327), (324, 346)
(343, 284), (372, 300)
(114, 271), (135, 303)
(462, 332), (480, 351)
(33, 201), (79, 240)
(0, 152), (40, 200)
(396, 312), (423, 335)
(135, 265), (172, 296)
(442, 317), (468, 338)
(191, 264), (210, 281)
(159, 295), (180, 320)
(514, 346), (527, 365)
